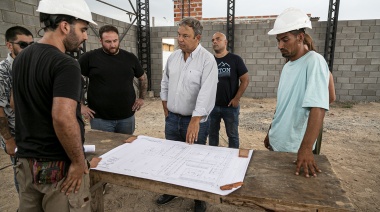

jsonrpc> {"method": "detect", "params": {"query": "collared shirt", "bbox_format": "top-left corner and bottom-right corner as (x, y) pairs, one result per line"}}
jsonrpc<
(0, 53), (15, 149)
(269, 51), (329, 152)
(160, 44), (218, 122)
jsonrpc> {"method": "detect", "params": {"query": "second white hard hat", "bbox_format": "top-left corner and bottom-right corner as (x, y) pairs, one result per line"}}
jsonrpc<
(268, 8), (311, 35)
(37, 0), (97, 25)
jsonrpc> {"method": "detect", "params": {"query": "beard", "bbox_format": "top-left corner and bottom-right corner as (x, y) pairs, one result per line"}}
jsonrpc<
(102, 45), (120, 55)
(63, 26), (82, 52)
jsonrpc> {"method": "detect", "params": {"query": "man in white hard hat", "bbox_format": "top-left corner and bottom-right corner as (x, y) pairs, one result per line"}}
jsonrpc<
(264, 8), (330, 178)
(12, 0), (96, 211)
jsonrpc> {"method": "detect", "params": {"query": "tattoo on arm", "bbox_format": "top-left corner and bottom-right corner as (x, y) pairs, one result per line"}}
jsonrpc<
(138, 73), (148, 99)
(0, 117), (12, 140)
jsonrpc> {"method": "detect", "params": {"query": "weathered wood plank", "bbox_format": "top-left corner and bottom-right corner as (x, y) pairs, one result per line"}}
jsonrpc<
(85, 130), (354, 212)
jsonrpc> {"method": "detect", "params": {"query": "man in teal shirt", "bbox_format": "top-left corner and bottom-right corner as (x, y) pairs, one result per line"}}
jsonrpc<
(264, 8), (330, 178)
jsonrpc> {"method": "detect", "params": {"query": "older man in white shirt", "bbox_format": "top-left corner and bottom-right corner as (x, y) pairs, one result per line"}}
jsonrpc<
(159, 17), (218, 212)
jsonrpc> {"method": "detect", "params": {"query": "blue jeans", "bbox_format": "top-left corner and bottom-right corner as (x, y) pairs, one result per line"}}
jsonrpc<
(208, 105), (240, 148)
(165, 112), (209, 145)
(90, 115), (135, 134)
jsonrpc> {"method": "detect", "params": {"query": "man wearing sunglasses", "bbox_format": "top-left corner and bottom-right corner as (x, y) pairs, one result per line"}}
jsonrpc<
(0, 26), (33, 194)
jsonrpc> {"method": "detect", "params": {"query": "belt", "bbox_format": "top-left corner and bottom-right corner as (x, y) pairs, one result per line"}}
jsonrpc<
(169, 111), (192, 118)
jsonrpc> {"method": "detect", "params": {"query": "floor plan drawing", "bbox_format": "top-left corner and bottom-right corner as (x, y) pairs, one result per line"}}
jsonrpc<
(93, 135), (253, 195)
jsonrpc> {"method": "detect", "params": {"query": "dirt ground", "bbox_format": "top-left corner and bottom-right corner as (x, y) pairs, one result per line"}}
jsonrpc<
(1, 97), (379, 211)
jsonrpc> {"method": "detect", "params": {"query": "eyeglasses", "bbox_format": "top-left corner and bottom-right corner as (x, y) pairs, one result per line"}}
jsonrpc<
(10, 41), (34, 49)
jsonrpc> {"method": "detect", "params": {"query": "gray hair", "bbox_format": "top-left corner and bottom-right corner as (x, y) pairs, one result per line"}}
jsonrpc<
(178, 17), (203, 37)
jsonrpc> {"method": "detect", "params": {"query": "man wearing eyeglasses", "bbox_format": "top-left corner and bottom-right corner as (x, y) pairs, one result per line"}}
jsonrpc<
(0, 26), (33, 193)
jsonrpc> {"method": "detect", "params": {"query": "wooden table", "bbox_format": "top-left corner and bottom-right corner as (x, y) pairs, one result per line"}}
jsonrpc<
(85, 130), (354, 212)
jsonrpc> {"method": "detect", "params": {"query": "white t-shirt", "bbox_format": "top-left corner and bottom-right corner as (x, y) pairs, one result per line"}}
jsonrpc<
(269, 51), (330, 153)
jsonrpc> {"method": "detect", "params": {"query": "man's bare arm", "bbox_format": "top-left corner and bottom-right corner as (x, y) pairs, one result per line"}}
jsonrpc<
(52, 97), (87, 195)
(0, 107), (16, 155)
(229, 73), (250, 107)
(296, 107), (325, 177)
(138, 73), (148, 100)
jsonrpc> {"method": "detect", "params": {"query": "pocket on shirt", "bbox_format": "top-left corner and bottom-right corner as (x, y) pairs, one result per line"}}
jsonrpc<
(185, 69), (202, 89)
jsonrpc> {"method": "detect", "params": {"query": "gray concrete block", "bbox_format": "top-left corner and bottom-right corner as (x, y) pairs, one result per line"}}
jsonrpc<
(336, 89), (348, 95)
(348, 90), (362, 95)
(252, 52), (265, 59)
(369, 71), (380, 77)
(268, 59), (282, 65)
(264, 53), (276, 59)
(256, 82), (268, 88)
(359, 33), (374, 39)
(366, 96), (380, 101)
(252, 76), (263, 82)
(263, 88), (275, 93)
(352, 96), (368, 101)
(349, 77), (363, 83)
(338, 52), (353, 59)
(361, 20), (376, 26)
(15, 1), (34, 15)
(252, 87), (263, 93)
(344, 46), (358, 52)
(252, 41), (265, 47)
(337, 77), (349, 83)
(372, 46), (380, 52)
(0, 0), (15, 11)
(21, 0), (38, 5)
(2, 11), (23, 24)
(356, 58), (372, 65)
(369, 39), (380, 45)
(367, 52), (380, 58)
(257, 47), (269, 52)
(369, 83), (380, 89)
(263, 75), (275, 82)
(375, 33), (380, 39)
(345, 33), (360, 39)
(365, 65), (379, 71)
(257, 70), (268, 76)
(267, 82), (278, 88)
(343, 59), (357, 65)
(370, 26), (380, 33)
(339, 95), (353, 101)
(264, 65), (276, 71)
(245, 59), (256, 65)
(353, 85), (368, 91)
(364, 78), (378, 83)
(334, 46), (345, 52)
(246, 24), (258, 30)
(356, 26), (370, 33)
(341, 71), (356, 77)
(337, 65), (352, 71)
(257, 59), (268, 65)
(347, 20), (361, 26)
(359, 46), (372, 52)
(340, 39), (355, 46)
(371, 59), (380, 65)
(342, 27), (355, 33)
(23, 14), (40, 27)
(341, 83), (355, 89)
(351, 65), (366, 71)
(356, 71), (370, 77)
(354, 40), (368, 46)
(334, 58), (344, 65)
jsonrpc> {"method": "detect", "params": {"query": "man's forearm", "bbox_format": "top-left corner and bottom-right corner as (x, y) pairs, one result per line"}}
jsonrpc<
(138, 73), (148, 99)
(300, 108), (325, 150)
(0, 107), (12, 140)
(52, 98), (85, 165)
(234, 74), (249, 100)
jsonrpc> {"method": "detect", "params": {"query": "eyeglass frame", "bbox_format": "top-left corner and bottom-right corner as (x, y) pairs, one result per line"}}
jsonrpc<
(10, 41), (35, 49)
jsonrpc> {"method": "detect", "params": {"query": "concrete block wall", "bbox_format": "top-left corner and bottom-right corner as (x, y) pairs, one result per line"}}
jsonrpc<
(150, 19), (380, 101)
(0, 0), (138, 60)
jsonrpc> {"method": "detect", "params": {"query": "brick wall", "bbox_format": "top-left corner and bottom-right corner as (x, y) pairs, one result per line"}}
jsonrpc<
(150, 19), (380, 101)
(173, 0), (202, 22)
(0, 0), (138, 60)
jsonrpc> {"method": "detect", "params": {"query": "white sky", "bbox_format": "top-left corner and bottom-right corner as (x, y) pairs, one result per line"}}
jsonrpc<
(85, 0), (380, 26)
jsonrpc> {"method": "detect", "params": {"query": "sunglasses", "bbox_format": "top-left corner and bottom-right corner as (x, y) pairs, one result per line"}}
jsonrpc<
(11, 41), (35, 49)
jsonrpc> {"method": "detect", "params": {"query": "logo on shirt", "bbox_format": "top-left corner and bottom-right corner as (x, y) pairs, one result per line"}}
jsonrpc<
(217, 62), (231, 77)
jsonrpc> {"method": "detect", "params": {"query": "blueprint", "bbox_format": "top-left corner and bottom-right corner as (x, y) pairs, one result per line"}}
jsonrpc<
(93, 135), (253, 195)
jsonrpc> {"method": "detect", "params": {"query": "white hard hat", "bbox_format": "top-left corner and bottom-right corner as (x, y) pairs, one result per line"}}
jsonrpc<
(268, 8), (311, 35)
(37, 0), (97, 25)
